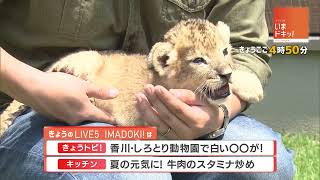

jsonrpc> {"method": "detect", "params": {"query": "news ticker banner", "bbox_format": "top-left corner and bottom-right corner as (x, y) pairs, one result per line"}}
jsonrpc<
(46, 156), (276, 173)
(46, 140), (275, 156)
(44, 127), (277, 173)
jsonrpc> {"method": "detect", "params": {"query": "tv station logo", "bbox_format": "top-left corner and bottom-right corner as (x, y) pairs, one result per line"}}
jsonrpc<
(273, 7), (309, 43)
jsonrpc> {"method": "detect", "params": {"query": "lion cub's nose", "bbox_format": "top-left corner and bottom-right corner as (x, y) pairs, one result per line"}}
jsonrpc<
(219, 72), (232, 81)
(217, 67), (232, 81)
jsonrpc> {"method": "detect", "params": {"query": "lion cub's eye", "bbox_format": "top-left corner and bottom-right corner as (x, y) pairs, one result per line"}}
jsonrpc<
(223, 48), (228, 56)
(192, 57), (207, 64)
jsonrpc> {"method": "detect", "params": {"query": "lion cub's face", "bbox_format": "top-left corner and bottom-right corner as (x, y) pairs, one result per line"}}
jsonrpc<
(148, 19), (233, 103)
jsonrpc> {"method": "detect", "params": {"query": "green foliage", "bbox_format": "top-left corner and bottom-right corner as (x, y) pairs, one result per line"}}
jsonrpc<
(282, 133), (320, 180)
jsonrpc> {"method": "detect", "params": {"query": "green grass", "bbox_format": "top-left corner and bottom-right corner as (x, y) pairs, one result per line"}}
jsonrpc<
(282, 132), (320, 180)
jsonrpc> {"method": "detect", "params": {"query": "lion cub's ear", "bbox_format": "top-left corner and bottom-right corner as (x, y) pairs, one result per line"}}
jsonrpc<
(148, 42), (177, 76)
(216, 21), (230, 44)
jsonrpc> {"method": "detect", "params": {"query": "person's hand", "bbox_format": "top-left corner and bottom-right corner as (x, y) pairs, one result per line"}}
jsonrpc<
(0, 49), (118, 125)
(135, 84), (225, 139)
(24, 72), (118, 125)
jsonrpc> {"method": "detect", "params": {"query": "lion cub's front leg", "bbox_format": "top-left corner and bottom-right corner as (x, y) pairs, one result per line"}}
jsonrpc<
(230, 70), (264, 104)
(49, 50), (105, 82)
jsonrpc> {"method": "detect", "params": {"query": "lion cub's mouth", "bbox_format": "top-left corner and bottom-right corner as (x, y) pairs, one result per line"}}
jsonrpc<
(205, 81), (230, 100)
(214, 82), (230, 99)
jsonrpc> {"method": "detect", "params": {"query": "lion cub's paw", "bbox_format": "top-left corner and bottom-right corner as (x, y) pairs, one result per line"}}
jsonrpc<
(0, 119), (12, 136)
(0, 101), (26, 136)
(230, 70), (264, 104)
(48, 51), (105, 81)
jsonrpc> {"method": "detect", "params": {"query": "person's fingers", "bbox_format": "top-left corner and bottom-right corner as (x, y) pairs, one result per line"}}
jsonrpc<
(86, 83), (119, 100)
(144, 85), (190, 135)
(135, 93), (179, 139)
(83, 103), (117, 124)
(135, 92), (160, 126)
(154, 85), (201, 125)
(169, 89), (206, 106)
(157, 123), (180, 139)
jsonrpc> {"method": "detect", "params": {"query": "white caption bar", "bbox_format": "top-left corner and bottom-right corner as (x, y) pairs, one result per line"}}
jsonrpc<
(45, 156), (276, 173)
(46, 140), (275, 156)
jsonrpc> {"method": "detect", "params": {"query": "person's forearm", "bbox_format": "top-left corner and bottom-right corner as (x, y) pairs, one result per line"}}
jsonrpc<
(0, 47), (43, 103)
(0, 48), (117, 124)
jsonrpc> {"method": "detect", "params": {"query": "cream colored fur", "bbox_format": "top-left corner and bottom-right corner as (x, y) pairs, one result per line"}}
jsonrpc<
(0, 19), (263, 137)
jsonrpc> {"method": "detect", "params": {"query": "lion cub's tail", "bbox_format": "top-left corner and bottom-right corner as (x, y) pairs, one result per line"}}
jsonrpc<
(0, 100), (26, 136)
